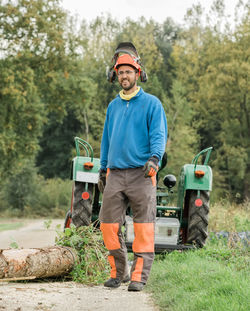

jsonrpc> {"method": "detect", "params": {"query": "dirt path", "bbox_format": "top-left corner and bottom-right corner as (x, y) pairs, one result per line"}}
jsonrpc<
(0, 220), (158, 311)
(0, 219), (64, 249)
(0, 282), (157, 311)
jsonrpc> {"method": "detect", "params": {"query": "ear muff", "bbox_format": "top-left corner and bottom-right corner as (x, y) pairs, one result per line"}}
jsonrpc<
(140, 71), (148, 83)
(107, 68), (116, 83)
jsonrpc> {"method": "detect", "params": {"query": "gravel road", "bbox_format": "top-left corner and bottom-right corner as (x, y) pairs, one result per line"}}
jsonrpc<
(0, 219), (158, 311)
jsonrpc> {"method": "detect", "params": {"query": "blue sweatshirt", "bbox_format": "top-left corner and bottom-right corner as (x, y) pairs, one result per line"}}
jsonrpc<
(100, 88), (168, 170)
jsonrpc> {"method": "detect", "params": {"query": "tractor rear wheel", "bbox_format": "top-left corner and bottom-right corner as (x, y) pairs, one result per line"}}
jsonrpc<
(72, 181), (93, 227)
(186, 190), (210, 247)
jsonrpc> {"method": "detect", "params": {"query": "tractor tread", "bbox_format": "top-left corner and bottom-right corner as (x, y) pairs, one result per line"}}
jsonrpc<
(186, 190), (210, 247)
(72, 181), (93, 227)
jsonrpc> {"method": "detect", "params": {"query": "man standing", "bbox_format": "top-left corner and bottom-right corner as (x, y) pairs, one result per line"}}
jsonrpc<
(98, 47), (167, 291)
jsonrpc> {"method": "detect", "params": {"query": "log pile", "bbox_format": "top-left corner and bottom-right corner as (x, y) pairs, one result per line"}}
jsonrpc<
(0, 246), (77, 281)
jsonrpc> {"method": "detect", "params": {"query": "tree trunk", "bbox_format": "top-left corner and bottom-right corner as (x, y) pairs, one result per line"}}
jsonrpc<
(0, 246), (77, 281)
(83, 109), (89, 142)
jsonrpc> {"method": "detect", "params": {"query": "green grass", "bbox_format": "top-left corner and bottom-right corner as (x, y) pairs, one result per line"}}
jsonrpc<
(147, 241), (249, 311)
(0, 222), (24, 231)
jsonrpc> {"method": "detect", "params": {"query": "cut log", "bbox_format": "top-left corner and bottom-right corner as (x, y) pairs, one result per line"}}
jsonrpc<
(0, 246), (78, 281)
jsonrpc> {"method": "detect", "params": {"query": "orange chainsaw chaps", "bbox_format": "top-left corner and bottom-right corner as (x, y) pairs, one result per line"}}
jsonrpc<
(132, 222), (154, 253)
(131, 257), (144, 282)
(108, 255), (117, 278)
(100, 223), (121, 250)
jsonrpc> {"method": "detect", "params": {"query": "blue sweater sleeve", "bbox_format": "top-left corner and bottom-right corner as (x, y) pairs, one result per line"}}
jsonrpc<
(100, 108), (110, 170)
(148, 101), (168, 160)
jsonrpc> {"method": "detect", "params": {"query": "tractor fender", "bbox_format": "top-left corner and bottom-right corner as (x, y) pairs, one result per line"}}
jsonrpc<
(72, 156), (100, 183)
(180, 164), (212, 191)
(177, 164), (212, 209)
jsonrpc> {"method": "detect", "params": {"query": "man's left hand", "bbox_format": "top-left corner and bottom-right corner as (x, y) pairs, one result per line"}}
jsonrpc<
(143, 156), (159, 178)
(98, 169), (107, 193)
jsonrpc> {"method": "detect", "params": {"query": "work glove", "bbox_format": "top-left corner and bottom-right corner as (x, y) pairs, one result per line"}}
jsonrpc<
(98, 169), (107, 193)
(143, 156), (159, 178)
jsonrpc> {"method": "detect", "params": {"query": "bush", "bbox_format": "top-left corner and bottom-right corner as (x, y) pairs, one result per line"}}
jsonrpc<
(33, 177), (72, 217)
(3, 163), (40, 213)
(2, 164), (72, 217)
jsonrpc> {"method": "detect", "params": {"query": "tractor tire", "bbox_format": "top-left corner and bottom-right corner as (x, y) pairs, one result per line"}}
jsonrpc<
(72, 181), (93, 227)
(186, 190), (210, 248)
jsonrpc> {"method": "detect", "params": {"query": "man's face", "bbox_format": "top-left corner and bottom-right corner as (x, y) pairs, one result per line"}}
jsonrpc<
(117, 65), (139, 91)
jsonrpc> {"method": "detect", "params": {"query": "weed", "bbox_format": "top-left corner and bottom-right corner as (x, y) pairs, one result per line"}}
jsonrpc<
(9, 237), (19, 249)
(55, 222), (109, 285)
(44, 219), (52, 230)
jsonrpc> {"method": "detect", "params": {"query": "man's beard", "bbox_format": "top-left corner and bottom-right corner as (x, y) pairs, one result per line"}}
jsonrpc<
(120, 78), (136, 91)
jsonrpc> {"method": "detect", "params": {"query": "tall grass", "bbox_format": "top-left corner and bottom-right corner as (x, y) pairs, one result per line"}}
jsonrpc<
(209, 199), (250, 232)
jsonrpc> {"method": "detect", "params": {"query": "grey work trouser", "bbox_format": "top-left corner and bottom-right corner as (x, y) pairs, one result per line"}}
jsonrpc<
(99, 167), (156, 284)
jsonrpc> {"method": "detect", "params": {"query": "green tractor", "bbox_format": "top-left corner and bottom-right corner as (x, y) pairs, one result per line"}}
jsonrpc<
(65, 137), (213, 251)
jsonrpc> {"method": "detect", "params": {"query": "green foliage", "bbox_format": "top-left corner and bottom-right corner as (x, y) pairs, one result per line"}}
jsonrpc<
(2, 167), (72, 217)
(172, 2), (250, 201)
(0, 0), (66, 57)
(166, 80), (200, 176)
(10, 240), (19, 249)
(0, 59), (45, 182)
(234, 215), (250, 232)
(205, 234), (250, 270)
(3, 162), (40, 212)
(30, 177), (72, 217)
(36, 111), (81, 179)
(43, 219), (52, 230)
(55, 224), (110, 285)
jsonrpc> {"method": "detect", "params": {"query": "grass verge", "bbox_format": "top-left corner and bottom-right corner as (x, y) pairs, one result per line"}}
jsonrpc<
(147, 239), (249, 311)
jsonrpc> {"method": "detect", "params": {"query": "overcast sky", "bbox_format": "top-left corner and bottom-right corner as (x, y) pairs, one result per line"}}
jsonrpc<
(61, 0), (242, 25)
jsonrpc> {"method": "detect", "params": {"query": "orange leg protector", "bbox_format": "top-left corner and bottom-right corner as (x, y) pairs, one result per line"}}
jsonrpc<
(131, 222), (154, 282)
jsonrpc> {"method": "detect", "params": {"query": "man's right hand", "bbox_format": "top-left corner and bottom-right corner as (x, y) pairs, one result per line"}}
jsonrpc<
(98, 169), (107, 193)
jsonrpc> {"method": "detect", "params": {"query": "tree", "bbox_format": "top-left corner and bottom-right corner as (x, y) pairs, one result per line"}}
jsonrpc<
(0, 59), (44, 181)
(0, 0), (69, 181)
(171, 0), (250, 200)
(36, 65), (98, 178)
(166, 80), (200, 177)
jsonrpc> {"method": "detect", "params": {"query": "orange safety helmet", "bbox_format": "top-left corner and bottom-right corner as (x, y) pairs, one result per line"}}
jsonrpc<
(114, 54), (141, 74)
